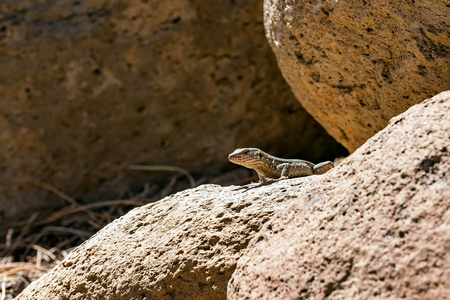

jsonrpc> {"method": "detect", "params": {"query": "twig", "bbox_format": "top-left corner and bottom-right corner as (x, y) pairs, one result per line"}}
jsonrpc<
(5, 230), (13, 250)
(0, 199), (148, 234)
(31, 245), (57, 262)
(23, 226), (93, 259)
(0, 177), (104, 227)
(29, 181), (78, 207)
(50, 234), (82, 254)
(0, 177), (78, 207)
(1, 275), (5, 300)
(1, 213), (38, 257)
(158, 177), (178, 199)
(0, 263), (39, 276)
(36, 249), (41, 269)
(129, 164), (196, 188)
(30, 182), (103, 226)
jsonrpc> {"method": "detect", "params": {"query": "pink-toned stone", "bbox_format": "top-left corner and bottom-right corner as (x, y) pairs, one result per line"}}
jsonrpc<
(228, 91), (450, 299)
(16, 177), (314, 300)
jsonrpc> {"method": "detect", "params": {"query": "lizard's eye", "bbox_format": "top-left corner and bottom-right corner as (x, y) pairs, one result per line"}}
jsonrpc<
(258, 153), (262, 159)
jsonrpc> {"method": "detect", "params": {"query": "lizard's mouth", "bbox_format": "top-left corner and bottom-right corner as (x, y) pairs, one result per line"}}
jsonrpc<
(228, 154), (259, 166)
(228, 153), (246, 164)
(228, 153), (242, 163)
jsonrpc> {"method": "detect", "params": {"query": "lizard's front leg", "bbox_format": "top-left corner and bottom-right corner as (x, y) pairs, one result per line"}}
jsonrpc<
(255, 171), (266, 182)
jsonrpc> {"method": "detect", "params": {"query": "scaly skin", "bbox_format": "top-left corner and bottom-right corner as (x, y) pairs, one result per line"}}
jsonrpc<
(228, 148), (334, 182)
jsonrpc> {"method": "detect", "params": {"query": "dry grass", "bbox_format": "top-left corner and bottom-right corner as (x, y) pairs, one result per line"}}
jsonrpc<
(0, 168), (254, 299)
(0, 189), (152, 298)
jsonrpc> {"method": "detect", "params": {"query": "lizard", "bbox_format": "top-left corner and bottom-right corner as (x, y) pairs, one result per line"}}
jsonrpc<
(228, 148), (334, 182)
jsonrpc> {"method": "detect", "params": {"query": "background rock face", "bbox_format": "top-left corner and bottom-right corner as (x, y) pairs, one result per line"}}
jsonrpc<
(0, 0), (344, 221)
(264, 0), (450, 151)
(228, 91), (450, 299)
(16, 179), (314, 300)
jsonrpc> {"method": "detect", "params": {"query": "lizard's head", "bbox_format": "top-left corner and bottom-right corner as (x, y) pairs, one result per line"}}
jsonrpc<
(228, 148), (265, 167)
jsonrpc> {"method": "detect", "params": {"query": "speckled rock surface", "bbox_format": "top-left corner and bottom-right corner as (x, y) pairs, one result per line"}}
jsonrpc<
(16, 177), (314, 300)
(0, 0), (344, 222)
(264, 0), (450, 151)
(228, 91), (450, 299)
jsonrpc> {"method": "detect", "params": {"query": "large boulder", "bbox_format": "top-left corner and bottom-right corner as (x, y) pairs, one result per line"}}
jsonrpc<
(0, 0), (343, 222)
(228, 91), (450, 299)
(264, 0), (450, 151)
(16, 91), (449, 299)
(16, 178), (315, 300)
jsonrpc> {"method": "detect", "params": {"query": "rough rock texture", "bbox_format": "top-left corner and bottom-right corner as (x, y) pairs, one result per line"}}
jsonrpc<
(264, 0), (450, 151)
(228, 91), (450, 299)
(0, 0), (345, 222)
(16, 92), (449, 299)
(16, 177), (315, 300)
